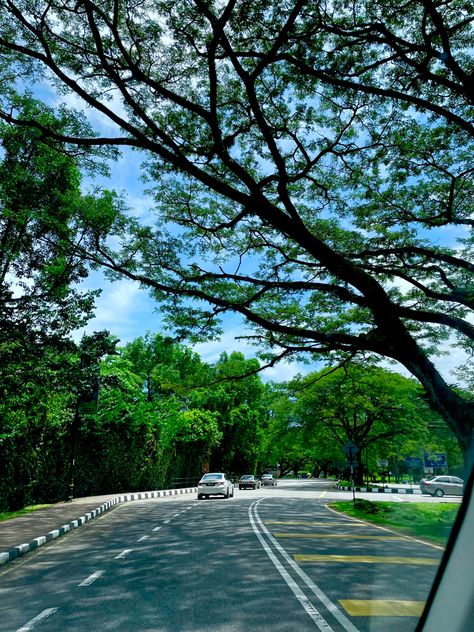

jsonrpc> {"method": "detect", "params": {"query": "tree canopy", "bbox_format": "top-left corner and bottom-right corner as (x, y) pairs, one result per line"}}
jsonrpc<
(0, 1), (472, 459)
(288, 364), (436, 483)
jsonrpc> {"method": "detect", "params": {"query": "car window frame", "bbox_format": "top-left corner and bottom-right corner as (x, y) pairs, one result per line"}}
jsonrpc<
(415, 461), (474, 631)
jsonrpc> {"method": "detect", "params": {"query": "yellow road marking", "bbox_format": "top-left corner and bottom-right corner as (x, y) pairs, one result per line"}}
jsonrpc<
(265, 521), (366, 527)
(295, 554), (439, 565)
(274, 533), (406, 540)
(339, 599), (425, 617)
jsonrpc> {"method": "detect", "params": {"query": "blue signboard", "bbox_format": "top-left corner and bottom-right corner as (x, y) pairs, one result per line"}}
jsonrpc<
(423, 452), (447, 468)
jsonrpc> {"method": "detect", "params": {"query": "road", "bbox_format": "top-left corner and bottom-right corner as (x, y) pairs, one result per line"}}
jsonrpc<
(0, 479), (457, 632)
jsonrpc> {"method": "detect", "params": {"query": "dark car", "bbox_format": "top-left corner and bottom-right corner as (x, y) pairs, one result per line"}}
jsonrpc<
(420, 475), (464, 497)
(238, 475), (261, 490)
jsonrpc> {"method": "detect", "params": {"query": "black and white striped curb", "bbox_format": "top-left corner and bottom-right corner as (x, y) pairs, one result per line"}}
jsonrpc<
(336, 485), (421, 494)
(0, 487), (197, 567)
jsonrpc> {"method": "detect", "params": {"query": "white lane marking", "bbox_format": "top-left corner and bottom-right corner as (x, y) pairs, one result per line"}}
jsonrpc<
(137, 535), (150, 542)
(163, 519), (171, 524)
(152, 526), (162, 532)
(172, 513), (181, 517)
(248, 504), (333, 631)
(16, 608), (58, 631)
(114, 549), (133, 559)
(78, 570), (105, 586)
(252, 501), (361, 632)
(390, 495), (406, 502)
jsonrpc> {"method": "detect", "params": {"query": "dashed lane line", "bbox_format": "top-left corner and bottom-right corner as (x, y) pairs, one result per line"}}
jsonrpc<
(152, 526), (162, 532)
(78, 570), (105, 586)
(295, 554), (439, 565)
(114, 549), (133, 559)
(137, 535), (150, 542)
(16, 608), (58, 632)
(339, 600), (425, 617)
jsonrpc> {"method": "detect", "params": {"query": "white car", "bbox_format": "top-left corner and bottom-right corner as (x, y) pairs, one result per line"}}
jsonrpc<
(420, 475), (464, 497)
(197, 473), (234, 499)
(261, 473), (277, 487)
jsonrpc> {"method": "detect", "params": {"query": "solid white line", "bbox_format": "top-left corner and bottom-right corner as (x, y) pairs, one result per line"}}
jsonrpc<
(252, 501), (361, 632)
(248, 503), (334, 631)
(114, 549), (133, 559)
(78, 570), (105, 586)
(16, 608), (58, 631)
(137, 535), (150, 542)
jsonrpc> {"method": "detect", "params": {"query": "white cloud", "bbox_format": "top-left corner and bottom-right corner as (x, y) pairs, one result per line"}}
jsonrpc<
(75, 275), (160, 344)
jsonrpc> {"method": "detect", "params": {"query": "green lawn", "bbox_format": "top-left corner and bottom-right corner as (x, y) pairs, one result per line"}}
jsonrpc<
(0, 504), (53, 522)
(330, 499), (461, 545)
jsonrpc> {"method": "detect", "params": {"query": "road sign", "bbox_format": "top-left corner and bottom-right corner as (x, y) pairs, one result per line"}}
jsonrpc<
(342, 441), (359, 455)
(424, 452), (447, 468)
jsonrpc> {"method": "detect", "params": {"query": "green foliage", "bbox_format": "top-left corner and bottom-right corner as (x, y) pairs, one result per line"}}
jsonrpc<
(1, 2), (474, 504)
(0, 104), (123, 510)
(0, 1), (472, 459)
(262, 363), (449, 483)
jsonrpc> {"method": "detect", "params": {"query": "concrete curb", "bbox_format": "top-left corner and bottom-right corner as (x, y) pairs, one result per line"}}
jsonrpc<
(0, 487), (197, 567)
(336, 485), (422, 494)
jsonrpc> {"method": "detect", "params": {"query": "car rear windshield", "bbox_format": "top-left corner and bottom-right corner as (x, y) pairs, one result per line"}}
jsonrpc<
(202, 473), (223, 480)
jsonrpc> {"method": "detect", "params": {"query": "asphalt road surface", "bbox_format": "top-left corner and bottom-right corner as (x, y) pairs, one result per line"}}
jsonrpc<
(0, 480), (454, 632)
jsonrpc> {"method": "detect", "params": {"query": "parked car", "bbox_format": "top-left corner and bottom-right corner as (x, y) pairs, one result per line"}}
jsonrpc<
(261, 473), (277, 486)
(420, 475), (464, 497)
(197, 473), (234, 499)
(238, 475), (261, 490)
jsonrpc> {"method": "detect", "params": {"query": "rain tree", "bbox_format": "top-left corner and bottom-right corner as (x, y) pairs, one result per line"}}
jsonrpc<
(288, 364), (437, 484)
(0, 1), (472, 462)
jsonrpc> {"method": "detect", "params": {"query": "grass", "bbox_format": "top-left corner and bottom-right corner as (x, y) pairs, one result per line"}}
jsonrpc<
(0, 504), (53, 522)
(330, 499), (461, 545)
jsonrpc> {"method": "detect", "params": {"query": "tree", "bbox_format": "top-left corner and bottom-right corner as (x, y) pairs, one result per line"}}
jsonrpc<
(197, 351), (267, 474)
(0, 107), (112, 509)
(289, 364), (435, 484)
(123, 333), (207, 401)
(260, 384), (315, 478)
(0, 1), (472, 463)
